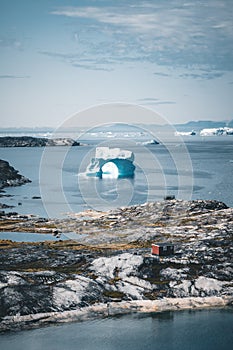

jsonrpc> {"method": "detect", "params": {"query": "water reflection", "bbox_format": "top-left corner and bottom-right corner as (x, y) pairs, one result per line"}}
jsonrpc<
(0, 309), (232, 350)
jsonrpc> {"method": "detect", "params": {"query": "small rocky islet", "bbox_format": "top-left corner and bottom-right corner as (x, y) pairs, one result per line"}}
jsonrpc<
(0, 197), (232, 332)
(0, 159), (31, 190)
(0, 136), (81, 148)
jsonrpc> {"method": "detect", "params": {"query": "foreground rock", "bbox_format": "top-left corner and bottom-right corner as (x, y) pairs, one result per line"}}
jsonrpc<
(0, 199), (232, 331)
(0, 136), (80, 147)
(0, 159), (31, 189)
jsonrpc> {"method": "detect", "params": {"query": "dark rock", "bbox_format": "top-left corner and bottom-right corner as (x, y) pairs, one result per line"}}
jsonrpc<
(188, 200), (228, 212)
(0, 203), (14, 209)
(0, 159), (31, 189)
(164, 195), (176, 200)
(0, 136), (81, 147)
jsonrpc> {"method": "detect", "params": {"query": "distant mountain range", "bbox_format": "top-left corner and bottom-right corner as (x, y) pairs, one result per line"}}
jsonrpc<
(174, 120), (233, 131)
(0, 120), (233, 134)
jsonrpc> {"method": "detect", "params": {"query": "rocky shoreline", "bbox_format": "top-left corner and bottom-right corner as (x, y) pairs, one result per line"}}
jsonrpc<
(0, 159), (31, 190)
(1, 296), (231, 332)
(0, 199), (232, 332)
(0, 136), (81, 147)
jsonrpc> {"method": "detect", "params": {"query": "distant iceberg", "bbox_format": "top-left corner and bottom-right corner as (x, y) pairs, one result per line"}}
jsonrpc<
(175, 130), (196, 136)
(200, 127), (233, 136)
(85, 147), (135, 179)
(140, 139), (159, 145)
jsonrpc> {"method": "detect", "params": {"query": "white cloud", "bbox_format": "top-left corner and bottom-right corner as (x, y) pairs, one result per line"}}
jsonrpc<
(51, 2), (233, 39)
(50, 1), (233, 72)
(52, 5), (192, 38)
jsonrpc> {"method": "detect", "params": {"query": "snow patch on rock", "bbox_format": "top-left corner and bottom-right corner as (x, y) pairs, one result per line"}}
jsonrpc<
(90, 253), (143, 279)
(0, 271), (26, 287)
(116, 281), (145, 300)
(195, 276), (223, 292)
(53, 276), (92, 309)
(170, 276), (224, 298)
(160, 267), (189, 280)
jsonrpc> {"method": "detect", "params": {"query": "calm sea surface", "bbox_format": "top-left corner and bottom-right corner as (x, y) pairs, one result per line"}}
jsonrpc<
(0, 309), (232, 350)
(0, 137), (233, 217)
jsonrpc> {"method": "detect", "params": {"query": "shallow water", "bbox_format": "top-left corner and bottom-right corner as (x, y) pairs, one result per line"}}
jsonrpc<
(0, 231), (69, 242)
(0, 309), (232, 350)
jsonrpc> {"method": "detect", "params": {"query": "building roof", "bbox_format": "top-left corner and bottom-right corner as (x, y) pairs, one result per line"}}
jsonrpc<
(152, 243), (174, 247)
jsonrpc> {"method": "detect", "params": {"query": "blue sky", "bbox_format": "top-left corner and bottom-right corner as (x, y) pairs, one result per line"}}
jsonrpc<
(0, 0), (233, 127)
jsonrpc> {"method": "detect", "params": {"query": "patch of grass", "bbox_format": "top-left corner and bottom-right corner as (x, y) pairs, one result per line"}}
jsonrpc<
(86, 272), (98, 280)
(146, 278), (169, 285)
(34, 223), (56, 228)
(145, 222), (167, 227)
(144, 291), (160, 300)
(179, 217), (197, 224)
(108, 277), (122, 285)
(103, 290), (125, 299)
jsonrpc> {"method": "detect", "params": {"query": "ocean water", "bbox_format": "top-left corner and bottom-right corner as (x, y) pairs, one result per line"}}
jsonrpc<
(0, 137), (233, 217)
(0, 309), (232, 350)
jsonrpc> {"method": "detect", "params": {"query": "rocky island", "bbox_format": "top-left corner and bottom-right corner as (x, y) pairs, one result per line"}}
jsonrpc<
(0, 199), (232, 332)
(0, 159), (31, 190)
(0, 136), (81, 147)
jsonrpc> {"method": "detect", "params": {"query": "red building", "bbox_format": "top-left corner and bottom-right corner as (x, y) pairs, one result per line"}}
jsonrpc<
(151, 243), (174, 256)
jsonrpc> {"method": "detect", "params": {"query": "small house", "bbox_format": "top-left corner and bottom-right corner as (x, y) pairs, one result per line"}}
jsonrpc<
(151, 243), (174, 257)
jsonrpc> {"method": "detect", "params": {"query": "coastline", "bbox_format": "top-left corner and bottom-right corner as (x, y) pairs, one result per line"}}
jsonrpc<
(0, 199), (232, 333)
(0, 159), (31, 190)
(0, 136), (81, 147)
(1, 296), (232, 332)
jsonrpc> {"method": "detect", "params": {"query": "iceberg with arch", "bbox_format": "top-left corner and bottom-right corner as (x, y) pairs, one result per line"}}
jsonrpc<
(86, 147), (135, 178)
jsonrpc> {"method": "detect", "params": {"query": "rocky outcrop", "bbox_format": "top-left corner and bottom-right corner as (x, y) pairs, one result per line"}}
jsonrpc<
(0, 159), (31, 189)
(0, 199), (232, 331)
(0, 136), (80, 147)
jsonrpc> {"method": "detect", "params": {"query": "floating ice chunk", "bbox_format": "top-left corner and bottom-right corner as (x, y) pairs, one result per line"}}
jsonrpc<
(226, 128), (233, 135)
(95, 147), (134, 161)
(200, 127), (233, 136)
(86, 147), (135, 178)
(139, 139), (159, 145)
(175, 130), (196, 136)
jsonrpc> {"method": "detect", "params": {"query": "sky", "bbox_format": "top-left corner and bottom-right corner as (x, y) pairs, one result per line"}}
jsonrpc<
(0, 0), (233, 127)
